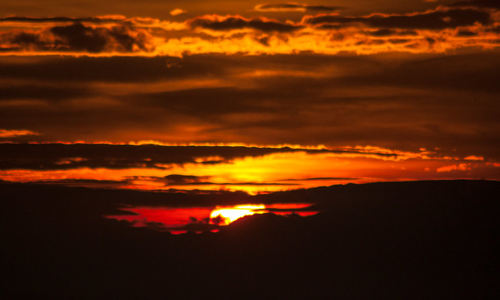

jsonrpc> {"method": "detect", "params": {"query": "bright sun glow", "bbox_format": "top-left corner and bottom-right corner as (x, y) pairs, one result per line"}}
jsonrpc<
(209, 204), (266, 225)
(106, 203), (317, 234)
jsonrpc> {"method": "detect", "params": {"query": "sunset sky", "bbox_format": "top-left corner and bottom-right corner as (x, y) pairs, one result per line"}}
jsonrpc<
(1, 0), (499, 193)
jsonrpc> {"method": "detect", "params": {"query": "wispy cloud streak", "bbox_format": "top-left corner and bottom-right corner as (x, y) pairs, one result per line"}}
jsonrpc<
(0, 129), (39, 138)
(254, 3), (343, 13)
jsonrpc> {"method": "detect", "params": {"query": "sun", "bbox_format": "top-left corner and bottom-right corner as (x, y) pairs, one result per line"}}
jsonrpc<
(209, 204), (266, 225)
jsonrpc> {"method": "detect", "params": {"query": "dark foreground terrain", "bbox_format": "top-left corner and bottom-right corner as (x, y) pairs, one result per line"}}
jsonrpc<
(1, 180), (499, 299)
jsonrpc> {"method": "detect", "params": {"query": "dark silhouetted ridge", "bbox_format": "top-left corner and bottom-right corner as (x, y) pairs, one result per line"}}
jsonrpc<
(1, 180), (499, 299)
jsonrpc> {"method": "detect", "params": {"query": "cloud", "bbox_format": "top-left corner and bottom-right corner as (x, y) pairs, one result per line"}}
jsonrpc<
(365, 29), (418, 37)
(0, 143), (292, 170)
(254, 3), (343, 13)
(0, 21), (153, 54)
(0, 16), (127, 24)
(343, 51), (500, 93)
(436, 163), (472, 172)
(280, 177), (359, 181)
(189, 15), (303, 32)
(1, 52), (499, 160)
(170, 9), (187, 16)
(487, 26), (500, 33)
(464, 155), (484, 161)
(303, 8), (492, 30)
(0, 143), (328, 171)
(28, 178), (132, 188)
(130, 174), (299, 187)
(0, 56), (212, 83)
(50, 22), (151, 53)
(51, 23), (109, 53)
(164, 174), (211, 184)
(0, 142), (409, 172)
(450, 0), (500, 9)
(0, 129), (39, 138)
(0, 85), (92, 102)
(456, 29), (479, 37)
(1, 7), (499, 57)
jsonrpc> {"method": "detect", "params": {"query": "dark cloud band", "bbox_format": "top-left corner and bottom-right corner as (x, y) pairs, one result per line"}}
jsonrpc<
(0, 16), (127, 24)
(189, 16), (303, 32)
(304, 9), (492, 30)
(450, 0), (500, 9)
(255, 3), (343, 12)
(0, 22), (152, 54)
(0, 143), (399, 171)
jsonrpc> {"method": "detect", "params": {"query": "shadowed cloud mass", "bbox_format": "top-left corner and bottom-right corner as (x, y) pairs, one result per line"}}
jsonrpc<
(189, 15), (303, 32)
(303, 8), (492, 29)
(1, 52), (498, 159)
(1, 21), (152, 54)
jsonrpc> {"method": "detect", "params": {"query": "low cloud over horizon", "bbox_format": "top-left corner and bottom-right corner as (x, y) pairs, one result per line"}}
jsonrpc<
(0, 142), (498, 193)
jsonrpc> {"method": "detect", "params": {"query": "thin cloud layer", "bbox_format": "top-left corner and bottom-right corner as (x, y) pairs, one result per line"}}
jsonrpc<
(189, 15), (303, 32)
(0, 143), (286, 170)
(0, 143), (403, 171)
(0, 16), (127, 24)
(154, 174), (298, 186)
(0, 129), (39, 138)
(163, 174), (211, 184)
(254, 3), (343, 13)
(303, 8), (492, 29)
(450, 0), (500, 9)
(170, 9), (187, 16)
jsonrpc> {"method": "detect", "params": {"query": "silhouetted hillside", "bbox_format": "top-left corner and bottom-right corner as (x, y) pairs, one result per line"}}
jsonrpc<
(1, 180), (499, 299)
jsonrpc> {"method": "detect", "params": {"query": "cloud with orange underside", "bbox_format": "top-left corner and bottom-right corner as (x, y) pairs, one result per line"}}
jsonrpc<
(0, 5), (499, 57)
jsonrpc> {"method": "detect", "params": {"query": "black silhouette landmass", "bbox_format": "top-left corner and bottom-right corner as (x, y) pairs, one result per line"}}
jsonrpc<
(1, 180), (499, 299)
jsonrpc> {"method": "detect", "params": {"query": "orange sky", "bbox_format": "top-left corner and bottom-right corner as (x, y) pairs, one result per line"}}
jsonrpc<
(0, 0), (499, 192)
(0, 143), (498, 193)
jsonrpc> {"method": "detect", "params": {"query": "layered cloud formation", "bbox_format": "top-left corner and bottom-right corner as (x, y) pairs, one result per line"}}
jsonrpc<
(1, 2), (499, 56)
(1, 52), (499, 159)
(1, 1), (499, 190)
(1, 142), (498, 192)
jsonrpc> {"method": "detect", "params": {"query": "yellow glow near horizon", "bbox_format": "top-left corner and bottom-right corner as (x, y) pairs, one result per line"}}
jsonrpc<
(0, 145), (496, 194)
(210, 204), (266, 225)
